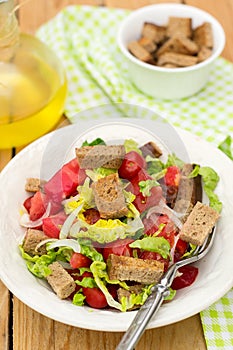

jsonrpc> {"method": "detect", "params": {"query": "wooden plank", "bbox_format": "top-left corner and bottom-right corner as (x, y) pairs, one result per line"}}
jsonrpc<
(0, 282), (10, 350)
(185, 0), (233, 62)
(106, 0), (181, 9)
(18, 0), (104, 33)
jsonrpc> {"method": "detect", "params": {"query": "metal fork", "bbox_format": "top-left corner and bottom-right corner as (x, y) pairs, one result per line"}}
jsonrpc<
(116, 226), (216, 350)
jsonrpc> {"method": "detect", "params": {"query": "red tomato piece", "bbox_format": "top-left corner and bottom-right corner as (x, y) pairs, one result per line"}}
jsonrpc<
(42, 211), (67, 238)
(139, 251), (170, 271)
(171, 265), (198, 290)
(83, 287), (108, 309)
(164, 166), (181, 187)
(29, 191), (47, 221)
(118, 151), (147, 180)
(103, 238), (134, 261)
(174, 239), (189, 262)
(23, 196), (33, 213)
(44, 158), (86, 203)
(83, 208), (100, 225)
(70, 253), (92, 269)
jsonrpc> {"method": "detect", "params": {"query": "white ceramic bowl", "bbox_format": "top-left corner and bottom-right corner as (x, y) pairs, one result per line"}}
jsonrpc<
(117, 3), (225, 99)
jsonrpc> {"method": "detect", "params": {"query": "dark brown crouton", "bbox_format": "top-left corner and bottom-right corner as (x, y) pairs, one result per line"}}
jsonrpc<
(22, 229), (48, 256)
(193, 22), (213, 49)
(25, 178), (46, 192)
(166, 17), (192, 38)
(179, 201), (219, 246)
(157, 36), (198, 56)
(157, 52), (198, 67)
(138, 37), (157, 53)
(75, 145), (125, 169)
(46, 262), (76, 299)
(128, 41), (155, 63)
(197, 46), (212, 62)
(142, 22), (167, 44)
(140, 141), (163, 158)
(91, 173), (128, 219)
(107, 254), (164, 285)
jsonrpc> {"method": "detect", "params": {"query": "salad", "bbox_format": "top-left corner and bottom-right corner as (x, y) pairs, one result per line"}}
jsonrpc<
(19, 137), (221, 311)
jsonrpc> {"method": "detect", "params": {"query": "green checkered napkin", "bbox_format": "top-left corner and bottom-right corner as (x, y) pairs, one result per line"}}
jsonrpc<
(36, 5), (233, 348)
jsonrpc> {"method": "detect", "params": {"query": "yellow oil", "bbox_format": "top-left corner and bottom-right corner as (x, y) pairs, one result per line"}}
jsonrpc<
(0, 34), (67, 149)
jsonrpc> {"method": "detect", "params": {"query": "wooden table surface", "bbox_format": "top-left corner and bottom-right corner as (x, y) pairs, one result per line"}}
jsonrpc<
(1, 1), (233, 349)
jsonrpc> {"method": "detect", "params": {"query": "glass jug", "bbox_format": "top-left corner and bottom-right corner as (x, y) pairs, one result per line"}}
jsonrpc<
(0, 0), (67, 148)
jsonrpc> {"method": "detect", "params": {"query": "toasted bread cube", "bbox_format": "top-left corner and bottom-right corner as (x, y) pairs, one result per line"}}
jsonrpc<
(25, 178), (45, 192)
(128, 41), (154, 63)
(107, 254), (164, 284)
(157, 52), (198, 67)
(92, 173), (128, 219)
(157, 36), (198, 56)
(193, 22), (213, 49)
(166, 17), (192, 38)
(142, 22), (166, 44)
(46, 262), (76, 299)
(75, 145), (125, 169)
(138, 37), (157, 53)
(197, 46), (212, 62)
(22, 229), (48, 256)
(179, 201), (220, 246)
(140, 141), (162, 158)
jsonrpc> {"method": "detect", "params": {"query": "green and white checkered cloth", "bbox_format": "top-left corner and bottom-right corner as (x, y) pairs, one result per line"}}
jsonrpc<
(37, 5), (233, 348)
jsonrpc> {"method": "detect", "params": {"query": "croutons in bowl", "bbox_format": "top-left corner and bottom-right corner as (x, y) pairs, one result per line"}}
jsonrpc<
(117, 3), (225, 99)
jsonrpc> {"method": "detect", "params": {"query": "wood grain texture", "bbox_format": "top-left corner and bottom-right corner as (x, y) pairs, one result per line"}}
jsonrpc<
(0, 282), (10, 350)
(185, 0), (233, 62)
(105, 0), (181, 9)
(2, 1), (232, 350)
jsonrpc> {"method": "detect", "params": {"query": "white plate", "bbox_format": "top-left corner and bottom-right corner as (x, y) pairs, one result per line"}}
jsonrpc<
(0, 117), (233, 332)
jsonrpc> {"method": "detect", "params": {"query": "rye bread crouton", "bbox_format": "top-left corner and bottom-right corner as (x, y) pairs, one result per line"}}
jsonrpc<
(142, 22), (167, 44)
(46, 262), (76, 299)
(193, 22), (213, 49)
(128, 41), (155, 63)
(92, 173), (128, 219)
(157, 52), (198, 67)
(117, 284), (144, 310)
(25, 178), (46, 192)
(157, 36), (198, 56)
(140, 141), (163, 158)
(173, 163), (202, 216)
(179, 201), (220, 246)
(166, 17), (192, 38)
(22, 229), (48, 256)
(138, 37), (157, 53)
(197, 46), (212, 62)
(107, 254), (164, 284)
(75, 145), (125, 169)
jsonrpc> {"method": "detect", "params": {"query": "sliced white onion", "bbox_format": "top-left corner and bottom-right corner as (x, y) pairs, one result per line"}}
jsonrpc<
(59, 203), (84, 239)
(47, 238), (81, 253)
(35, 238), (58, 252)
(169, 230), (182, 264)
(61, 194), (80, 206)
(20, 202), (51, 228)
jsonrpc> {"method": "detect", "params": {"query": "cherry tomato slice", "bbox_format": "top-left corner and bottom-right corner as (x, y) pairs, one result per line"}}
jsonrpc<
(103, 238), (134, 261)
(83, 287), (108, 309)
(118, 151), (146, 180)
(70, 253), (92, 269)
(171, 265), (198, 290)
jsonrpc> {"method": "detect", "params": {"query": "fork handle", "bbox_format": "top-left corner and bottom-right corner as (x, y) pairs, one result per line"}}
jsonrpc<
(116, 284), (169, 350)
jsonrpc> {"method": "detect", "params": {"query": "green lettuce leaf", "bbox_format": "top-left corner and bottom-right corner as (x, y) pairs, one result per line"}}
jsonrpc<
(82, 138), (106, 146)
(73, 290), (86, 306)
(74, 213), (143, 244)
(19, 245), (73, 278)
(90, 261), (128, 311)
(139, 179), (159, 196)
(79, 239), (104, 262)
(189, 165), (222, 212)
(120, 284), (153, 312)
(218, 136), (233, 160)
(129, 236), (170, 259)
(85, 167), (116, 182)
(75, 276), (97, 288)
(164, 288), (176, 301)
(124, 139), (142, 155)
